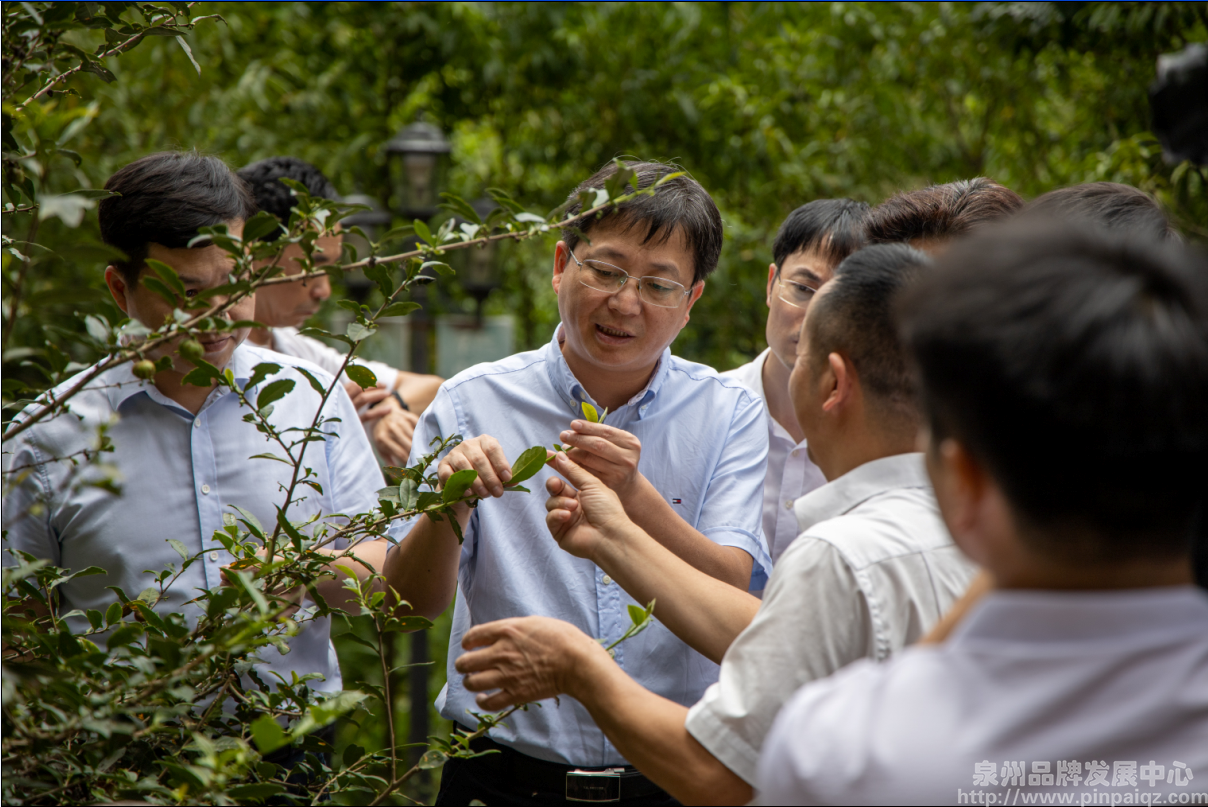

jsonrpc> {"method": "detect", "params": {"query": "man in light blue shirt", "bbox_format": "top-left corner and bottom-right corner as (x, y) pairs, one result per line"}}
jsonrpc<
(384, 160), (771, 805)
(3, 152), (389, 696)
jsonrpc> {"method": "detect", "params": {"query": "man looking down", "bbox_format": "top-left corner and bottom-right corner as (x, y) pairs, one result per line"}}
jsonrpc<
(383, 160), (771, 805)
(237, 156), (443, 465)
(758, 224), (1208, 804)
(722, 199), (869, 565)
(451, 244), (976, 805)
(2, 152), (389, 698)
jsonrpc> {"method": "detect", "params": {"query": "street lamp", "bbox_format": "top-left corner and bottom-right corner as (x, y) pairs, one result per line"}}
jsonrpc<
(455, 198), (503, 321)
(383, 121), (451, 220)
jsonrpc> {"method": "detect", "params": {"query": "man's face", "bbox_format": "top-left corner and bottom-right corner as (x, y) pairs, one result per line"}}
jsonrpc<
(252, 233), (339, 329)
(765, 245), (836, 372)
(551, 219), (704, 375)
(106, 219), (254, 372)
(788, 281), (835, 455)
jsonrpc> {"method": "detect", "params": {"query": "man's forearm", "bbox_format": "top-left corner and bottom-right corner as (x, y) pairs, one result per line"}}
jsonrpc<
(312, 540), (389, 613)
(569, 646), (753, 805)
(623, 474), (752, 590)
(593, 521), (761, 664)
(381, 510), (464, 620)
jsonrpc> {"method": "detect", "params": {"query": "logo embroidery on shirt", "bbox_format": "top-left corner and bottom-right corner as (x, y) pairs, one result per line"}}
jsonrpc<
(671, 498), (682, 504)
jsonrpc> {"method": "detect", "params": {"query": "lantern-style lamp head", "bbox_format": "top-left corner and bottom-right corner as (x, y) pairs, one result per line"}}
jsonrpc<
(384, 122), (451, 220)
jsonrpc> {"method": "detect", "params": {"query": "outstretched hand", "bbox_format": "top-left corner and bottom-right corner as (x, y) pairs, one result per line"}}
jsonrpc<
(455, 615), (608, 711)
(545, 451), (634, 560)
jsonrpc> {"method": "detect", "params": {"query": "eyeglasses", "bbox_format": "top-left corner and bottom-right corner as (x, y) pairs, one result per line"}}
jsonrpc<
(776, 273), (822, 309)
(567, 247), (692, 308)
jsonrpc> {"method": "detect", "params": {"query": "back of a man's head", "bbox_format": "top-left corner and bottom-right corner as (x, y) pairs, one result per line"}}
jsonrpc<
(808, 243), (932, 431)
(899, 224), (1208, 564)
(864, 178), (1023, 248)
(237, 156), (339, 240)
(773, 199), (870, 268)
(561, 160), (723, 286)
(100, 151), (256, 285)
(1022, 182), (1176, 242)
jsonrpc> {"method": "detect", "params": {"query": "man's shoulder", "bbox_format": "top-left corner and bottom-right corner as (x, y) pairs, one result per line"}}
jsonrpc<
(6, 360), (129, 441)
(666, 355), (763, 409)
(441, 345), (551, 393)
(785, 487), (953, 571)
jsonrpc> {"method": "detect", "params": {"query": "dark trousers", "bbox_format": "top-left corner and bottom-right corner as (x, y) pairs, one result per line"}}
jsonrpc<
(435, 729), (681, 806)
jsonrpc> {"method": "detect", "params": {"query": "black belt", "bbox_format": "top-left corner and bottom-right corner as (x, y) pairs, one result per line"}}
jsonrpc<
(453, 724), (670, 803)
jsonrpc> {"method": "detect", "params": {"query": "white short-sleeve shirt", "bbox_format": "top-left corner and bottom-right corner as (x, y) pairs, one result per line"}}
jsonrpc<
(721, 349), (827, 564)
(757, 587), (1208, 805)
(684, 453), (977, 785)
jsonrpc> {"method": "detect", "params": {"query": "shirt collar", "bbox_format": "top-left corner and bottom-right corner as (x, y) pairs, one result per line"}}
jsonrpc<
(101, 343), (257, 413)
(794, 452), (930, 533)
(543, 323), (671, 420)
(951, 586), (1208, 645)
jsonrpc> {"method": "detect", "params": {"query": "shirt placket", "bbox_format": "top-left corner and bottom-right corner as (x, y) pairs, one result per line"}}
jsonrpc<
(191, 400), (227, 588)
(777, 444), (807, 555)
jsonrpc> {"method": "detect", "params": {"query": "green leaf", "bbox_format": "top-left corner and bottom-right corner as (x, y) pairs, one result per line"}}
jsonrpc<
(346, 322), (376, 342)
(241, 210), (283, 243)
(381, 301), (421, 318)
(363, 262), (395, 298)
(229, 505), (265, 539)
(581, 402), (599, 423)
(106, 622), (144, 648)
(439, 193), (484, 224)
(421, 260), (454, 276)
(86, 609), (104, 630)
(507, 445), (550, 486)
(413, 219), (433, 243)
(399, 477), (419, 511)
(140, 276), (179, 306)
(256, 378), (295, 409)
(442, 469), (478, 503)
(246, 362), (282, 391)
(227, 784), (286, 801)
(295, 366), (328, 395)
(181, 361), (222, 387)
(418, 749), (449, 770)
(104, 601), (123, 627)
(344, 364), (377, 389)
(627, 603), (647, 626)
(250, 714), (289, 755)
(167, 539), (189, 560)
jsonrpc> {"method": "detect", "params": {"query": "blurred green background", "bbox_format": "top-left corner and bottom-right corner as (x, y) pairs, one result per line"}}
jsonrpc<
(5, 2), (1207, 802)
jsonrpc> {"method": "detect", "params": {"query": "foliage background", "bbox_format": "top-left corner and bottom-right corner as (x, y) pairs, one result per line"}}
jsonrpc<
(5, 2), (1207, 802)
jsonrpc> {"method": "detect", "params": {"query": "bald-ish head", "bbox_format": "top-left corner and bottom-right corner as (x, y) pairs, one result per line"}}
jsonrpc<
(864, 178), (1023, 253)
(791, 244), (931, 478)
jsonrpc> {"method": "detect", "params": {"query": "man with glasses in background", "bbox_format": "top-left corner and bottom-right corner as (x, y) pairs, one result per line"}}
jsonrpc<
(723, 200), (869, 566)
(383, 160), (771, 805)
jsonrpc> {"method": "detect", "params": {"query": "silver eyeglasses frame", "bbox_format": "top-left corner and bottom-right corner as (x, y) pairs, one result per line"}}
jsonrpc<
(566, 247), (692, 309)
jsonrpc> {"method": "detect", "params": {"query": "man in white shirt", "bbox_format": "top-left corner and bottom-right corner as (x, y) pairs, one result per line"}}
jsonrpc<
(236, 157), (443, 465)
(759, 223), (1208, 804)
(450, 244), (976, 804)
(3, 152), (389, 695)
(722, 200), (869, 564)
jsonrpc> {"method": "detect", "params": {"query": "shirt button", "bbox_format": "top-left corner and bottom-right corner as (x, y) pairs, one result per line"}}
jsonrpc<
(784, 499), (794, 510)
(602, 575), (613, 585)
(193, 420), (200, 429)
(791, 449), (800, 458)
(201, 484), (211, 495)
(209, 551), (219, 562)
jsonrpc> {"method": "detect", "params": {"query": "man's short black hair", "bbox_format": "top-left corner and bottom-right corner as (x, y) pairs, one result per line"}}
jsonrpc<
(561, 160), (723, 286)
(898, 223), (1208, 563)
(808, 243), (931, 427)
(1022, 182), (1177, 242)
(864, 178), (1023, 245)
(100, 151), (256, 286)
(236, 156), (340, 241)
(773, 199), (870, 269)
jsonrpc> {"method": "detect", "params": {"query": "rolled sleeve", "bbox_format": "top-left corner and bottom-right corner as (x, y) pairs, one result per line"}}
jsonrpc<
(696, 390), (772, 589)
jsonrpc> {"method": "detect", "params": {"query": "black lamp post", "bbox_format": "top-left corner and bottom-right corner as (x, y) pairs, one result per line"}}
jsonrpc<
(384, 121), (452, 220)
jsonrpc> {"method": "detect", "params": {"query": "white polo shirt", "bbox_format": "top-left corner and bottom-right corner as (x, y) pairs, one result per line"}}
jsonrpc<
(684, 453), (977, 785)
(757, 587), (1208, 805)
(721, 349), (827, 563)
(269, 326), (400, 391)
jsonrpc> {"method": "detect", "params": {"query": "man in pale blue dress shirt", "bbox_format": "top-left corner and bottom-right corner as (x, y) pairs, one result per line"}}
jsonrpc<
(383, 160), (771, 805)
(3, 152), (389, 701)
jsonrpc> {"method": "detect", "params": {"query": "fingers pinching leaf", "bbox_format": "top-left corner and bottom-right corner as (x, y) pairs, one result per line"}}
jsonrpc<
(442, 469), (478, 503)
(507, 445), (550, 487)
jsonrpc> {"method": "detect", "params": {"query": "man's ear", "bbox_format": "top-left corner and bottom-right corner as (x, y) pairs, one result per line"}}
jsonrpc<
(928, 437), (997, 566)
(765, 263), (777, 307)
(104, 266), (132, 315)
(679, 280), (706, 328)
(821, 352), (855, 414)
(551, 241), (570, 294)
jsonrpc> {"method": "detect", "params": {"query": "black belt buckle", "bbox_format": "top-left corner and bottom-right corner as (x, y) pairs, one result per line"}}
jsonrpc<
(566, 767), (624, 802)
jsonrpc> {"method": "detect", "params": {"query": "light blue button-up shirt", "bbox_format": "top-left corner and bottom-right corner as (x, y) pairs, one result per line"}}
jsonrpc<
(400, 326), (771, 766)
(2, 343), (386, 693)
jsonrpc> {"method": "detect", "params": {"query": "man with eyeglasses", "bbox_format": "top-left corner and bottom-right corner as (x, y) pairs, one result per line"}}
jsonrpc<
(383, 160), (771, 805)
(722, 199), (870, 565)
